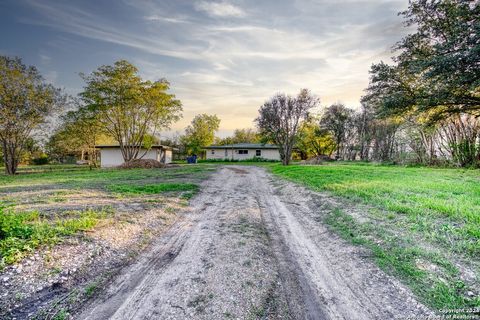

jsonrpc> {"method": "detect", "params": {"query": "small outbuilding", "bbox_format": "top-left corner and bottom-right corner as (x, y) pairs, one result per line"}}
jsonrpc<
(205, 143), (280, 161)
(96, 145), (174, 168)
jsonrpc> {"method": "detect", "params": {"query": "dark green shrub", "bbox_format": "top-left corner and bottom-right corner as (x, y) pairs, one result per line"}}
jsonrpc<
(32, 154), (49, 165)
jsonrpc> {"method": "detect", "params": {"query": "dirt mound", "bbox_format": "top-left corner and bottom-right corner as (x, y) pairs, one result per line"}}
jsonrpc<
(118, 159), (165, 169)
(300, 155), (329, 165)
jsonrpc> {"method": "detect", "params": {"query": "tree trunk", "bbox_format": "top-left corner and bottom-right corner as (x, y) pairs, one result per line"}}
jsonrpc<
(3, 140), (18, 175)
(282, 144), (292, 165)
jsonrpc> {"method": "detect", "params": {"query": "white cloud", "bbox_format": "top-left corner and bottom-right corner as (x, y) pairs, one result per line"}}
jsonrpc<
(144, 15), (188, 24)
(39, 53), (51, 64)
(194, 1), (246, 18)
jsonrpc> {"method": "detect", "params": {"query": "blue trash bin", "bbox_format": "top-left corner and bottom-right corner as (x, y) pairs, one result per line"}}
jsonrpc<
(187, 155), (198, 164)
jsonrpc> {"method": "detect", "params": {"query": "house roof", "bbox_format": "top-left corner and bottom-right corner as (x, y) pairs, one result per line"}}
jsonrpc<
(95, 144), (176, 151)
(205, 143), (279, 150)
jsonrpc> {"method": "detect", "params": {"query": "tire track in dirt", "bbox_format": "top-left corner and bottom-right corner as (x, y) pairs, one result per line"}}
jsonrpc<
(77, 165), (430, 320)
(254, 166), (431, 320)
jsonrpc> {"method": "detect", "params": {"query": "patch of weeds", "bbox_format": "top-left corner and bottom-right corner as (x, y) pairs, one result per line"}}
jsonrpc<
(144, 198), (165, 204)
(49, 267), (62, 275)
(52, 309), (68, 320)
(164, 207), (176, 214)
(84, 281), (98, 298)
(107, 183), (198, 196)
(223, 311), (234, 318)
(325, 208), (479, 310)
(179, 199), (189, 207)
(180, 190), (197, 200)
(0, 205), (112, 266)
(45, 191), (72, 204)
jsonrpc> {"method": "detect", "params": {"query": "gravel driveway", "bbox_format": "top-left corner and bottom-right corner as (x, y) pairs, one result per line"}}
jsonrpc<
(78, 165), (430, 320)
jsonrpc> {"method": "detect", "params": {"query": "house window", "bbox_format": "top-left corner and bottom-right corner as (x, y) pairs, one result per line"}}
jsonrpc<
(211, 150), (215, 154)
(238, 150), (248, 155)
(256, 150), (261, 157)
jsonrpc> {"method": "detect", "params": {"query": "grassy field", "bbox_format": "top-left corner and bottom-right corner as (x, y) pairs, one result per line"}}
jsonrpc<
(0, 164), (215, 267)
(272, 163), (480, 310)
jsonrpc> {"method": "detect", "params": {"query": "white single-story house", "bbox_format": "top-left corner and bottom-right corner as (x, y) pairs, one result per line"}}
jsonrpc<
(205, 143), (280, 161)
(96, 145), (174, 167)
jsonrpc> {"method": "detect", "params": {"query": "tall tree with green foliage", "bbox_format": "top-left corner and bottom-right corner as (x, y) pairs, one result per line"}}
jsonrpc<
(0, 56), (65, 174)
(47, 106), (109, 166)
(182, 114), (221, 155)
(215, 128), (259, 145)
(296, 116), (336, 159)
(256, 89), (319, 165)
(363, 0), (480, 121)
(80, 60), (182, 163)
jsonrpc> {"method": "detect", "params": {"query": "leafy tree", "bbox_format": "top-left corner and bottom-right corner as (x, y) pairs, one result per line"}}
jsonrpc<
(231, 128), (259, 144)
(80, 60), (182, 163)
(295, 116), (335, 159)
(362, 62), (419, 118)
(181, 114), (221, 155)
(46, 106), (111, 166)
(364, 0), (480, 121)
(319, 103), (354, 159)
(256, 89), (319, 165)
(0, 56), (65, 174)
(46, 128), (79, 163)
(22, 137), (44, 164)
(216, 128), (259, 145)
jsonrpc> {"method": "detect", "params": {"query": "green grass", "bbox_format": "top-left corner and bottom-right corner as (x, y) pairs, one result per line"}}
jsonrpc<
(107, 183), (198, 195)
(271, 162), (480, 311)
(326, 208), (478, 310)
(271, 163), (479, 223)
(84, 281), (99, 297)
(0, 206), (111, 266)
(52, 309), (68, 320)
(272, 163), (480, 255)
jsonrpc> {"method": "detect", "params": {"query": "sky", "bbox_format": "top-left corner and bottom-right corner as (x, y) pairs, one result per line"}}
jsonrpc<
(0, 0), (410, 137)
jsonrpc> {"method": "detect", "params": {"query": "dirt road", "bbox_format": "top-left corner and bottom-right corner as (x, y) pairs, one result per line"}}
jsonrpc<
(78, 166), (430, 320)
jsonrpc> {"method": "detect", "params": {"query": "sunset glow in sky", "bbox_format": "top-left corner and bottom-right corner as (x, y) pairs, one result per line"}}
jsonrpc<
(0, 0), (410, 136)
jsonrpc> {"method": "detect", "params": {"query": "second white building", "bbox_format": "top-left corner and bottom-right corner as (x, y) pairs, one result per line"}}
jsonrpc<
(205, 143), (280, 161)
